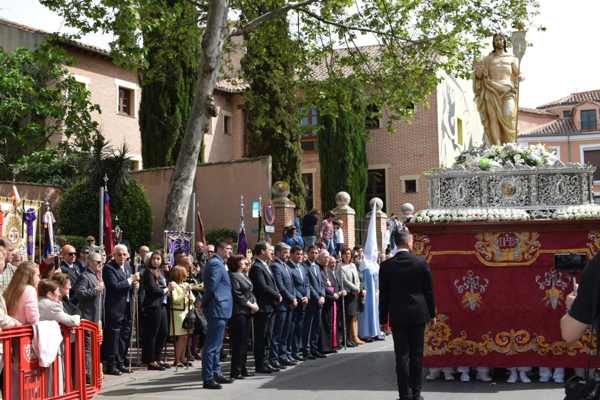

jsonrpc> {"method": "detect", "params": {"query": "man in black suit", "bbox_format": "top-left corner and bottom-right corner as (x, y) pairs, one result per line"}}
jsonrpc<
(249, 241), (282, 373)
(303, 245), (326, 359)
(60, 244), (83, 297)
(379, 231), (436, 400)
(287, 246), (309, 361)
(102, 244), (140, 375)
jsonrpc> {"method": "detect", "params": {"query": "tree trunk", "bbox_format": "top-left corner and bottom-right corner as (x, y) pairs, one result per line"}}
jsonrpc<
(163, 0), (229, 231)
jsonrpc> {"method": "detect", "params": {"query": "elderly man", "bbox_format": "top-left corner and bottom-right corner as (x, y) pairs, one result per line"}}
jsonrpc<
(102, 244), (140, 375)
(60, 244), (83, 295)
(73, 252), (105, 322)
(0, 245), (16, 294)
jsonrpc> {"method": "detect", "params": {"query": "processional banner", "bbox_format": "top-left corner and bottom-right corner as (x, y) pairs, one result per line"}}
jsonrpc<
(163, 231), (193, 267)
(0, 196), (42, 261)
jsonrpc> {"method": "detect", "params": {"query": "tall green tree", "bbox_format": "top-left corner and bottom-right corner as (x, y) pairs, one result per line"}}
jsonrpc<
(316, 80), (368, 216)
(240, 0), (306, 209)
(0, 43), (99, 181)
(41, 0), (203, 168)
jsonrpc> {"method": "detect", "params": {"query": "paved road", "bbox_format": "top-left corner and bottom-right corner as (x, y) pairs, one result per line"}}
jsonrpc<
(95, 338), (564, 400)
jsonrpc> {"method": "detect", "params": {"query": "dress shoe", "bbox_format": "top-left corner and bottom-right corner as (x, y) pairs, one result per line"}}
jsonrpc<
(347, 341), (357, 348)
(271, 361), (285, 370)
(255, 367), (273, 374)
(284, 359), (298, 366)
(313, 352), (327, 358)
(303, 353), (316, 360)
(148, 364), (165, 371)
(117, 365), (132, 374)
(241, 370), (255, 377)
(293, 354), (304, 361)
(203, 381), (222, 389)
(231, 373), (245, 380)
(214, 375), (233, 384)
(104, 367), (122, 376)
(160, 363), (171, 369)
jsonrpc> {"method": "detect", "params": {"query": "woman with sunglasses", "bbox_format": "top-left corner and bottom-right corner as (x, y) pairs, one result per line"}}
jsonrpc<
(141, 251), (169, 370)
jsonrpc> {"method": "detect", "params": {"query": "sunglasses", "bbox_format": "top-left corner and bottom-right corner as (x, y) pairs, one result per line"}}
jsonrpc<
(67, 253), (77, 256)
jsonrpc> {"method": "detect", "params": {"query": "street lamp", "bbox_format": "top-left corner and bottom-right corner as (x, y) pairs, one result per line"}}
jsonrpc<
(511, 29), (527, 135)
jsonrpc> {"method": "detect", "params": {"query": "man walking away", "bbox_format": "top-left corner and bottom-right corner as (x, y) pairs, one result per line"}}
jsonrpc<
(379, 231), (436, 400)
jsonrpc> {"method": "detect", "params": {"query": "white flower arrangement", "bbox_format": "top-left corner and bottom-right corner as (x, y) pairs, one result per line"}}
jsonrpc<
(453, 143), (563, 171)
(412, 204), (600, 224)
(413, 208), (530, 223)
(552, 205), (600, 220)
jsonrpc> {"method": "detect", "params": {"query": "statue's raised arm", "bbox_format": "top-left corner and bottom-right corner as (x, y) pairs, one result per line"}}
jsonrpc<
(473, 33), (520, 145)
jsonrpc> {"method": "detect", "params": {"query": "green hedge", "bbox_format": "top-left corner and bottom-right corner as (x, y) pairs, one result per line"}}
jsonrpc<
(58, 180), (152, 250)
(206, 228), (237, 245)
(58, 235), (88, 250)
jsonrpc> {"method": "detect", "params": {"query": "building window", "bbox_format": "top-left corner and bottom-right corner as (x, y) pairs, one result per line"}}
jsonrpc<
(300, 106), (318, 136)
(583, 149), (600, 181)
(365, 104), (380, 129)
(404, 179), (417, 193)
(581, 109), (597, 131)
(224, 114), (232, 135)
(563, 110), (572, 119)
(118, 87), (134, 116)
(302, 173), (314, 211)
(456, 117), (464, 145)
(366, 169), (386, 214)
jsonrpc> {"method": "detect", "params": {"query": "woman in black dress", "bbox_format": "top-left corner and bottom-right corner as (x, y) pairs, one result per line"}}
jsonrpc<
(141, 251), (169, 370)
(228, 255), (259, 379)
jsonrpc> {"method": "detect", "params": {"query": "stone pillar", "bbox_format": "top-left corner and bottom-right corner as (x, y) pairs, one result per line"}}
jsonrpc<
(332, 191), (356, 249)
(271, 181), (296, 242)
(366, 197), (388, 253)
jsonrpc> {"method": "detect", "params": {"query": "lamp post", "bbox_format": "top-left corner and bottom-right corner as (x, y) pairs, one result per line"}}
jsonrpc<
(512, 29), (527, 137)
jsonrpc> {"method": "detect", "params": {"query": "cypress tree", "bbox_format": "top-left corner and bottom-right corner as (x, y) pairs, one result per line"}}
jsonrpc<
(318, 82), (369, 217)
(240, 0), (305, 209)
(138, 0), (200, 168)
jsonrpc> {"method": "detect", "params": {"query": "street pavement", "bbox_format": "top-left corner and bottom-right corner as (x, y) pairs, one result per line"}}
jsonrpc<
(95, 338), (565, 400)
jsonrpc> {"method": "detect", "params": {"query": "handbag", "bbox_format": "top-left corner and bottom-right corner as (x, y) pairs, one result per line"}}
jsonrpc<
(182, 308), (200, 331)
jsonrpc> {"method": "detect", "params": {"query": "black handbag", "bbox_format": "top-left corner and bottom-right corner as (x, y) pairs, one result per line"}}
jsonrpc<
(182, 308), (200, 331)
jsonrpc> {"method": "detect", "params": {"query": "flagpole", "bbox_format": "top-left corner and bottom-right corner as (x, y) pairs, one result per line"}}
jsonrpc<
(99, 174), (108, 250)
(257, 196), (263, 242)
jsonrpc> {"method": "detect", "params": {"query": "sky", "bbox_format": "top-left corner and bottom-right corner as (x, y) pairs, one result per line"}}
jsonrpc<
(1, 0), (600, 108)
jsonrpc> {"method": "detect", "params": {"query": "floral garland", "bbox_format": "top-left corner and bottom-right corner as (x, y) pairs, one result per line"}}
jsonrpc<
(453, 143), (561, 170)
(552, 205), (600, 220)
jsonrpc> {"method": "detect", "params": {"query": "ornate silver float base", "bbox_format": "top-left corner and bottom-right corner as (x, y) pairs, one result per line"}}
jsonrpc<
(427, 165), (595, 210)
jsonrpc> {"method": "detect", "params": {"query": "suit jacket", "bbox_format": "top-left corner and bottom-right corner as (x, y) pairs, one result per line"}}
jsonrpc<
(39, 298), (80, 327)
(304, 260), (325, 304)
(72, 267), (101, 321)
(271, 258), (295, 310)
(102, 260), (132, 325)
(142, 269), (167, 310)
(249, 259), (280, 313)
(287, 260), (309, 301)
(60, 261), (83, 298)
(201, 255), (233, 320)
(230, 272), (256, 315)
(379, 251), (436, 327)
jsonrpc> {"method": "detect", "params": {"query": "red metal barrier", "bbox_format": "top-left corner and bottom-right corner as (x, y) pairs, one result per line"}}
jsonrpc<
(1, 320), (102, 400)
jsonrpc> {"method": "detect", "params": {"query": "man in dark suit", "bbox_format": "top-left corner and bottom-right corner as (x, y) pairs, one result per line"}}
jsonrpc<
(287, 245), (309, 361)
(249, 241), (282, 373)
(379, 231), (436, 400)
(60, 244), (83, 297)
(102, 244), (140, 375)
(270, 243), (297, 368)
(303, 245), (326, 359)
(202, 241), (234, 389)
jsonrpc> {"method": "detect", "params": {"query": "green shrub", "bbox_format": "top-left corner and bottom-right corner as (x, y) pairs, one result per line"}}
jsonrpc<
(206, 228), (237, 245)
(58, 235), (88, 250)
(58, 180), (152, 250)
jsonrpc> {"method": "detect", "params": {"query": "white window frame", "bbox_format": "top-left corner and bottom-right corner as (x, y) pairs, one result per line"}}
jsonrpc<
(367, 163), (390, 213)
(400, 174), (420, 194)
(580, 143), (600, 184)
(73, 74), (91, 87)
(114, 78), (139, 118)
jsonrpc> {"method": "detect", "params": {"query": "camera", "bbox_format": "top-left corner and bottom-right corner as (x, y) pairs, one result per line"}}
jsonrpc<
(554, 253), (588, 273)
